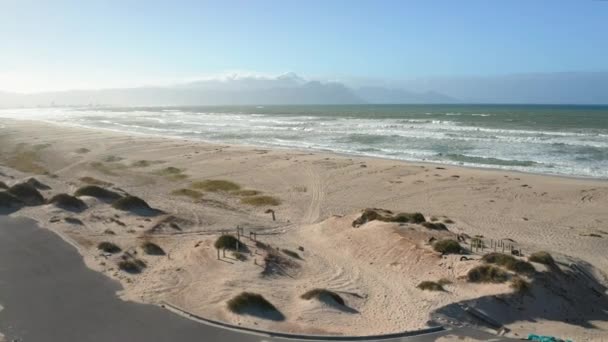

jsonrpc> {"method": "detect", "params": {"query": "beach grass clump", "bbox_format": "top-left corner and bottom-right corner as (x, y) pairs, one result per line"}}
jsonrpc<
(141, 242), (165, 255)
(191, 180), (241, 192)
(48, 193), (87, 211)
(118, 259), (146, 274)
(233, 189), (261, 196)
(444, 218), (455, 224)
(352, 208), (425, 227)
(510, 276), (531, 294)
(0, 191), (24, 208)
(0, 181), (8, 190)
(227, 292), (281, 317)
(7, 183), (44, 206)
(482, 253), (535, 275)
(131, 160), (151, 167)
(111, 196), (152, 211)
(433, 239), (462, 254)
(97, 241), (121, 254)
(170, 188), (203, 199)
(74, 185), (122, 201)
(467, 265), (509, 283)
(416, 281), (445, 292)
(301, 289), (345, 306)
(241, 195), (281, 206)
(25, 177), (51, 190)
(281, 249), (301, 259)
(78, 177), (113, 187)
(422, 222), (448, 231)
(214, 235), (240, 250)
(528, 251), (556, 267)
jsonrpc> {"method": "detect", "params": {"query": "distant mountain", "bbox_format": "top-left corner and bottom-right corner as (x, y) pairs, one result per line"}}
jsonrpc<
(355, 86), (457, 104)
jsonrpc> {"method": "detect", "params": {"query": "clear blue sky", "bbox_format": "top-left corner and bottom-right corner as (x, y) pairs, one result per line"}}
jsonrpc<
(1, 0), (607, 92)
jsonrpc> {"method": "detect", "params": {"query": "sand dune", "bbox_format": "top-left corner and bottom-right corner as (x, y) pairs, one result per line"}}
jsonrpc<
(1, 119), (607, 340)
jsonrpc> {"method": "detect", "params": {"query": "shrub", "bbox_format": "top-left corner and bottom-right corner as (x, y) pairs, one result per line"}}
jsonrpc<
(7, 183), (44, 205)
(241, 195), (281, 206)
(118, 259), (146, 274)
(0, 181), (8, 189)
(74, 186), (122, 201)
(25, 177), (51, 190)
(444, 219), (455, 224)
(0, 191), (24, 208)
(112, 196), (151, 211)
(141, 242), (165, 255)
(511, 277), (531, 294)
(352, 208), (425, 227)
(433, 239), (462, 254)
(48, 193), (86, 210)
(393, 212), (426, 224)
(281, 249), (301, 259)
(79, 177), (113, 187)
(482, 253), (535, 275)
(234, 189), (261, 196)
(301, 289), (345, 306)
(170, 188), (203, 199)
(529, 251), (556, 267)
(227, 292), (281, 315)
(416, 281), (444, 291)
(467, 265), (509, 283)
(131, 160), (151, 167)
(191, 180), (241, 192)
(97, 241), (121, 253)
(422, 222), (448, 231)
(214, 235), (240, 250)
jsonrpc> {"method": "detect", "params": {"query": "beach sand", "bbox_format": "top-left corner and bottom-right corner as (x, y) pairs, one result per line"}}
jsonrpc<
(1, 119), (607, 340)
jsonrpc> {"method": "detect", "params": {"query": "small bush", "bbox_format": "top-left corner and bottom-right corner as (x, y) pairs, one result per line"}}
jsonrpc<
(227, 292), (280, 314)
(170, 188), (203, 199)
(8, 183), (44, 206)
(214, 235), (240, 250)
(191, 180), (241, 192)
(241, 195), (281, 206)
(482, 253), (535, 275)
(511, 277), (531, 294)
(97, 241), (121, 253)
(444, 219), (455, 224)
(112, 196), (151, 211)
(529, 251), (556, 267)
(281, 249), (301, 259)
(141, 242), (165, 255)
(417, 281), (444, 291)
(467, 265), (509, 283)
(48, 193), (86, 210)
(301, 289), (345, 306)
(422, 222), (448, 230)
(118, 259), (146, 274)
(79, 177), (113, 187)
(74, 186), (122, 201)
(393, 212), (426, 224)
(0, 191), (24, 208)
(352, 208), (425, 227)
(25, 178), (51, 190)
(234, 189), (261, 196)
(433, 239), (462, 254)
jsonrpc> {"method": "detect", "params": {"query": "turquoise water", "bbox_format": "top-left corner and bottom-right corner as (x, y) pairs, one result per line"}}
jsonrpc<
(1, 104), (607, 178)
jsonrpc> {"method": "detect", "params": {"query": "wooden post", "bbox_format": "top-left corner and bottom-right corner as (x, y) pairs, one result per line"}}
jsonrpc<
(223, 248), (226, 257)
(217, 248), (220, 260)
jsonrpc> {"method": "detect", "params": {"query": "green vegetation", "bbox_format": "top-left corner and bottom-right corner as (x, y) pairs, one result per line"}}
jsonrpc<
(227, 292), (281, 316)
(118, 259), (146, 274)
(131, 160), (152, 167)
(97, 241), (121, 254)
(0, 191), (24, 208)
(301, 289), (345, 306)
(141, 242), (165, 255)
(467, 265), (509, 283)
(0, 181), (8, 190)
(511, 276), (531, 294)
(103, 155), (123, 162)
(529, 251), (556, 267)
(74, 185), (122, 201)
(75, 148), (90, 154)
(111, 196), (151, 211)
(433, 239), (462, 254)
(170, 188), (203, 199)
(214, 235), (240, 250)
(7, 183), (44, 205)
(352, 208), (426, 227)
(191, 180), (241, 192)
(241, 195), (281, 206)
(416, 281), (445, 291)
(482, 253), (535, 275)
(233, 189), (261, 196)
(78, 177), (113, 187)
(48, 193), (87, 210)
(281, 249), (301, 259)
(444, 218), (455, 224)
(422, 222), (448, 230)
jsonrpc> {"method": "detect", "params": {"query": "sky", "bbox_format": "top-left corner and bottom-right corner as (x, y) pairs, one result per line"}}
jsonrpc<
(1, 0), (607, 93)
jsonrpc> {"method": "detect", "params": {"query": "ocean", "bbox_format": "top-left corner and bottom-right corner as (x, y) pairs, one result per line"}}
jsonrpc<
(1, 104), (607, 179)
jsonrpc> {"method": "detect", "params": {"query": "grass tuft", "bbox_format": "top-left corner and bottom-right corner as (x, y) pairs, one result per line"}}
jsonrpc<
(111, 196), (152, 212)
(118, 259), (146, 274)
(75, 148), (90, 154)
(301, 289), (345, 306)
(511, 276), (531, 294)
(141, 241), (165, 255)
(214, 235), (241, 250)
(191, 180), (241, 192)
(0, 181), (8, 190)
(433, 239), (462, 254)
(7, 183), (44, 205)
(422, 222), (448, 230)
(227, 292), (280, 315)
(241, 195), (281, 206)
(78, 177), (113, 187)
(170, 188), (203, 199)
(281, 249), (301, 259)
(352, 208), (425, 227)
(528, 251), (556, 267)
(0, 191), (24, 208)
(233, 189), (261, 196)
(467, 265), (509, 283)
(416, 281), (445, 291)
(482, 253), (535, 275)
(97, 241), (121, 253)
(48, 193), (87, 210)
(75, 185), (122, 201)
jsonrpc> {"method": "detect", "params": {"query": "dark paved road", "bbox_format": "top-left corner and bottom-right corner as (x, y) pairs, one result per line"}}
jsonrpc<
(0, 216), (511, 342)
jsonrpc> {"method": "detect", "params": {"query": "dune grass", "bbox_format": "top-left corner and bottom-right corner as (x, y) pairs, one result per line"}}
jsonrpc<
(0, 191), (24, 208)
(214, 235), (241, 250)
(301, 289), (345, 306)
(191, 180), (241, 192)
(482, 252), (535, 275)
(529, 251), (556, 267)
(130, 160), (164, 168)
(233, 189), (261, 196)
(0, 181), (8, 190)
(170, 188), (203, 199)
(141, 241), (165, 255)
(111, 196), (151, 211)
(467, 265), (509, 283)
(281, 249), (301, 259)
(7, 183), (44, 205)
(97, 241), (121, 254)
(352, 208), (425, 227)
(416, 281), (445, 291)
(422, 222), (448, 230)
(241, 195), (281, 206)
(227, 292), (280, 316)
(433, 239), (462, 254)
(118, 259), (146, 274)
(48, 193), (87, 210)
(74, 185), (122, 201)
(511, 276), (531, 294)
(78, 177), (113, 187)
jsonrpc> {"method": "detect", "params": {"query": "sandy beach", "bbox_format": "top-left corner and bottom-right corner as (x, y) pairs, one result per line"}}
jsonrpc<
(1, 119), (607, 341)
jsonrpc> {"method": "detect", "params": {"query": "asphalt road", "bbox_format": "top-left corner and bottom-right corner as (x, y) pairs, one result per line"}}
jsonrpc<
(0, 216), (511, 342)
